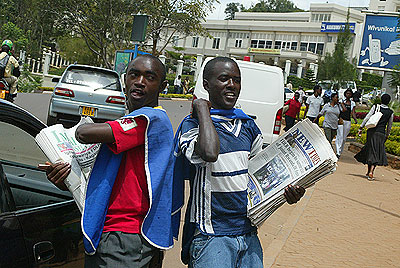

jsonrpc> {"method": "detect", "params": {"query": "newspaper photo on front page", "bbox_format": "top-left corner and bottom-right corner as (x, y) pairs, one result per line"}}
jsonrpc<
(35, 117), (100, 212)
(247, 119), (337, 226)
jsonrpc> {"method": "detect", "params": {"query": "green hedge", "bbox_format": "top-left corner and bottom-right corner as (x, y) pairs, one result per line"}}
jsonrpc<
(159, 93), (193, 99)
(38, 87), (54, 91)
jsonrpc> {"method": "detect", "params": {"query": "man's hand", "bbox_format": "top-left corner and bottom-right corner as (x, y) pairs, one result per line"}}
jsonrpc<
(284, 185), (305, 204)
(192, 98), (211, 119)
(38, 161), (71, 191)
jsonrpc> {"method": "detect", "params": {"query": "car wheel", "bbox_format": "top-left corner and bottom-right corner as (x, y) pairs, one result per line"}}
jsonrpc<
(47, 114), (57, 126)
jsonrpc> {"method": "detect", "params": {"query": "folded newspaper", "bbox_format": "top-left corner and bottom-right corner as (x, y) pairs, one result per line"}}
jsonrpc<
(35, 117), (100, 212)
(247, 119), (337, 226)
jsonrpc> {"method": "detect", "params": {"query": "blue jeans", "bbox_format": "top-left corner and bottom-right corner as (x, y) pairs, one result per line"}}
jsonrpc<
(188, 231), (263, 268)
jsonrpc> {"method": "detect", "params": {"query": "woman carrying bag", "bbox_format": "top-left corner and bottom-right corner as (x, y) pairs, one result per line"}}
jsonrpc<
(355, 94), (394, 181)
(336, 89), (358, 159)
(315, 92), (340, 150)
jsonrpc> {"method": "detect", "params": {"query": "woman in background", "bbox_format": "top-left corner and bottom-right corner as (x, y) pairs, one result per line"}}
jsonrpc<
(355, 94), (394, 180)
(315, 92), (340, 150)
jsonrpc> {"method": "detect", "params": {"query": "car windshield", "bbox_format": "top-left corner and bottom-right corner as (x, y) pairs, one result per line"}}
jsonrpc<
(62, 68), (121, 91)
(319, 82), (332, 91)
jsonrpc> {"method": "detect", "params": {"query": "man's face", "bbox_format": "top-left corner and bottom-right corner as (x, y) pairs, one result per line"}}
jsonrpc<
(345, 91), (352, 99)
(124, 57), (165, 112)
(294, 93), (300, 101)
(315, 88), (321, 96)
(204, 61), (241, 110)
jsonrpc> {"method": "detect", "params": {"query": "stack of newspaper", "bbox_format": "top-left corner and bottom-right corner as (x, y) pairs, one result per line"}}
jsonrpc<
(35, 117), (100, 212)
(247, 119), (337, 226)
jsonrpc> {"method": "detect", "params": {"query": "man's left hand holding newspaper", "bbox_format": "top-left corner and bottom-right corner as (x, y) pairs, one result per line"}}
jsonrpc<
(37, 123), (114, 191)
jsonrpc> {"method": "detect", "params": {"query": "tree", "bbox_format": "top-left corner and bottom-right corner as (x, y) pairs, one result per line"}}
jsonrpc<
(142, 0), (216, 55)
(0, 22), (28, 51)
(317, 9), (356, 82)
(302, 68), (316, 89)
(51, 0), (141, 69)
(244, 0), (303, 13)
(225, 2), (244, 20)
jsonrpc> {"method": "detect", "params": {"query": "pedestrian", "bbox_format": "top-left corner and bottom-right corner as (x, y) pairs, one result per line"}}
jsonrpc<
(174, 74), (182, 94)
(304, 85), (324, 122)
(284, 92), (301, 131)
(355, 94), (394, 181)
(295, 86), (305, 105)
(41, 54), (178, 267)
(315, 92), (340, 150)
(0, 40), (20, 97)
(174, 57), (305, 268)
(163, 81), (169, 94)
(336, 89), (358, 158)
(286, 82), (293, 90)
(183, 76), (190, 94)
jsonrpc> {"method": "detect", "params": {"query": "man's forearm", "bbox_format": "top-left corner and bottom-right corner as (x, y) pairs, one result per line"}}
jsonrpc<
(195, 107), (220, 162)
(76, 123), (115, 144)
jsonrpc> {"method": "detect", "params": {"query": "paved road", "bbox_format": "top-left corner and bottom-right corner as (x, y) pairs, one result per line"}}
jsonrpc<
(14, 93), (192, 131)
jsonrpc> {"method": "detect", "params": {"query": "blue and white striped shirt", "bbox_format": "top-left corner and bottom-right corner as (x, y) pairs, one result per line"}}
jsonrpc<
(179, 115), (263, 235)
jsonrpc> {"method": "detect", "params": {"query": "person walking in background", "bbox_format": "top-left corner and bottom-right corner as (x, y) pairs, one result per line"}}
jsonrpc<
(284, 92), (301, 131)
(286, 82), (293, 90)
(336, 89), (358, 159)
(174, 75), (182, 94)
(295, 86), (305, 105)
(304, 85), (324, 122)
(315, 92), (340, 150)
(183, 76), (190, 94)
(355, 94), (394, 181)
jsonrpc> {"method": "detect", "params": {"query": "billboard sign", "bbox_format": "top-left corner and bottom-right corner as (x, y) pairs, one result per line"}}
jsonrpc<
(320, 22), (355, 33)
(358, 14), (400, 70)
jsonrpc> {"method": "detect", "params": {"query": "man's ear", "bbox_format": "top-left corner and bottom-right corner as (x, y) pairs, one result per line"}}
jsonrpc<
(203, 79), (210, 93)
(159, 80), (167, 93)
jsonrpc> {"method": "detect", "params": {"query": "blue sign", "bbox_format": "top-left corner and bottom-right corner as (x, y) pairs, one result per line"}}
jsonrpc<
(320, 22), (356, 33)
(358, 14), (400, 70)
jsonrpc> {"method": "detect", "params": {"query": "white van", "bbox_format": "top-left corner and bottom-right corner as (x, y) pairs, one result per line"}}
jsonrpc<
(193, 58), (284, 146)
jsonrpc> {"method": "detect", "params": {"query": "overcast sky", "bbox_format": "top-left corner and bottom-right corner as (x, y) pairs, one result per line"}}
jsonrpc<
(207, 0), (371, 20)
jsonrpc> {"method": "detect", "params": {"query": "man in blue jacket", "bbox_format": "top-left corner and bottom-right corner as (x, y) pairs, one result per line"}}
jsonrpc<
(43, 54), (176, 267)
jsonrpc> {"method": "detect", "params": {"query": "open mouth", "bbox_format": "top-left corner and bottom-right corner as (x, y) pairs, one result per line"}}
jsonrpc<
(224, 92), (237, 100)
(130, 89), (144, 99)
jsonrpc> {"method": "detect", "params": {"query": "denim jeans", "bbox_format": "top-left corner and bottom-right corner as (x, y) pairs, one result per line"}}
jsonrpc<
(188, 231), (263, 268)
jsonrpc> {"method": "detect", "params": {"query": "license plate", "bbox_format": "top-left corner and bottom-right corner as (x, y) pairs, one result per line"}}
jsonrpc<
(0, 90), (5, 99)
(81, 106), (95, 117)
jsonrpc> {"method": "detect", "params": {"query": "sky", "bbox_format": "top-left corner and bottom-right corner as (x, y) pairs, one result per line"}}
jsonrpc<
(207, 0), (371, 20)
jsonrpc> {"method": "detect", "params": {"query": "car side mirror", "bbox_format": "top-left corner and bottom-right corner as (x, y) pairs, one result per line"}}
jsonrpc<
(51, 77), (60, 83)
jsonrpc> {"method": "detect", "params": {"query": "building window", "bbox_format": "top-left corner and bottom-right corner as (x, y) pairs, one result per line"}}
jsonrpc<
(212, 38), (220, 49)
(250, 40), (258, 48)
(235, 39), (243, 48)
(300, 42), (307, 51)
(192, 37), (199, 48)
(172, 36), (179, 46)
(258, 40), (266, 48)
(266, 41), (272, 49)
(274, 41), (282, 49)
(308, 43), (316, 53)
(378, 6), (385, 11)
(316, 43), (324, 55)
(291, 41), (298, 50)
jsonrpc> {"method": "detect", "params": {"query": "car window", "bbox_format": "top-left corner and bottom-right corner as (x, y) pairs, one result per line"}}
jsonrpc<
(285, 88), (292, 93)
(0, 121), (72, 211)
(62, 68), (121, 91)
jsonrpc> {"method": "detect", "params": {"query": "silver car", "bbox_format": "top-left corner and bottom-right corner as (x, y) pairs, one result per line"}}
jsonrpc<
(47, 65), (126, 126)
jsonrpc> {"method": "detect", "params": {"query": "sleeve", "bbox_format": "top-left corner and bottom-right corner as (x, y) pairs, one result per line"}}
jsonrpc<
(284, 100), (290, 106)
(249, 121), (263, 159)
(360, 105), (376, 128)
(386, 113), (394, 137)
(306, 96), (311, 105)
(179, 118), (206, 165)
(351, 101), (356, 111)
(106, 116), (147, 154)
(319, 104), (327, 116)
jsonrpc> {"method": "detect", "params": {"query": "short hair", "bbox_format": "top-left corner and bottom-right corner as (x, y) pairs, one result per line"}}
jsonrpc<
(344, 89), (353, 97)
(128, 54), (166, 82)
(313, 85), (321, 92)
(381, 93), (391, 105)
(203, 57), (239, 81)
(1, 45), (10, 53)
(331, 92), (338, 100)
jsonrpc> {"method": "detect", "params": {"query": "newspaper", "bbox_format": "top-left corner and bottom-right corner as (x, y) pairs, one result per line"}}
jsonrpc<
(247, 119), (337, 226)
(35, 117), (100, 212)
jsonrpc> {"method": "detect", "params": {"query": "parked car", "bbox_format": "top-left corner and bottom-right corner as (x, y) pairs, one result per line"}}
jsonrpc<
(193, 58), (284, 146)
(47, 64), (126, 127)
(0, 99), (84, 267)
(284, 87), (294, 102)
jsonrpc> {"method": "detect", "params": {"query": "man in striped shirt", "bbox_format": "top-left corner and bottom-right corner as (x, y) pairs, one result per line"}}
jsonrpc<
(178, 57), (305, 268)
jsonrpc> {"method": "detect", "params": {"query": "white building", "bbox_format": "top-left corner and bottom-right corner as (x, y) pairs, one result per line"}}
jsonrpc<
(369, 0), (400, 12)
(157, 3), (366, 79)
